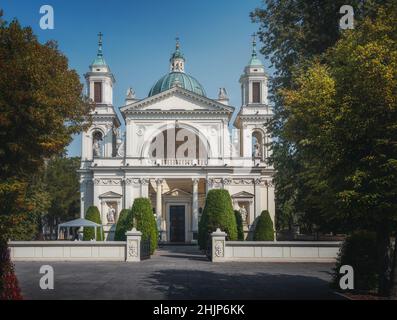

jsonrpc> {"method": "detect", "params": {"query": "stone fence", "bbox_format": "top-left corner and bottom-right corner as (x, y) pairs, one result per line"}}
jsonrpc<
(211, 229), (341, 263)
(9, 228), (143, 262)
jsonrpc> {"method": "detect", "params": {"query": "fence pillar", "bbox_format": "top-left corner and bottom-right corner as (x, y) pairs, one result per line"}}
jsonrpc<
(211, 228), (227, 262)
(125, 228), (142, 262)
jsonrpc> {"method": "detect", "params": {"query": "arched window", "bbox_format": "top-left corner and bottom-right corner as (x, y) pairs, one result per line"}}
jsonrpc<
(252, 131), (263, 160)
(93, 131), (103, 157)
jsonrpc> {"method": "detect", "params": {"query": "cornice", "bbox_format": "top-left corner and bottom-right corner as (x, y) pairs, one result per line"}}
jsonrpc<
(120, 86), (234, 114)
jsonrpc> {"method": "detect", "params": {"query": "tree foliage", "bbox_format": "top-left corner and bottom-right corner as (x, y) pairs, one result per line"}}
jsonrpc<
(198, 190), (237, 250)
(114, 209), (133, 241)
(234, 210), (245, 241)
(251, 0), (390, 231)
(42, 157), (80, 237)
(0, 13), (91, 243)
(0, 13), (90, 245)
(332, 231), (378, 292)
(253, 210), (275, 241)
(83, 206), (104, 241)
(131, 198), (158, 254)
(275, 3), (397, 295)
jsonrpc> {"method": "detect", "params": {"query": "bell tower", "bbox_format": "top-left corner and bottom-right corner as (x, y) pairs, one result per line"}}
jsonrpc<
(81, 32), (120, 161)
(235, 34), (272, 161)
(240, 34), (268, 106)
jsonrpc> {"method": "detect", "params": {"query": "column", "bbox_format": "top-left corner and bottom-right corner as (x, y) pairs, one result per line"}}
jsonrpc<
(206, 178), (213, 194)
(80, 180), (86, 219)
(140, 178), (149, 198)
(192, 178), (199, 240)
(155, 179), (163, 230)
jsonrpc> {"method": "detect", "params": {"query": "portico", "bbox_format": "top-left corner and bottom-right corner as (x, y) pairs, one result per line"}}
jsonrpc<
(149, 178), (205, 243)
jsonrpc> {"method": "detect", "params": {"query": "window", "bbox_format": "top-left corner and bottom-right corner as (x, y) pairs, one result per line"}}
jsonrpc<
(252, 82), (261, 103)
(94, 82), (102, 103)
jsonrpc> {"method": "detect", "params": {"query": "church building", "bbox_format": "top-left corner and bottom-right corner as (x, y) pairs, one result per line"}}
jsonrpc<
(78, 34), (275, 242)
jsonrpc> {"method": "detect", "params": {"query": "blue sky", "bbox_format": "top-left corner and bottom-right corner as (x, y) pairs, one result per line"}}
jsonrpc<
(1, 0), (270, 157)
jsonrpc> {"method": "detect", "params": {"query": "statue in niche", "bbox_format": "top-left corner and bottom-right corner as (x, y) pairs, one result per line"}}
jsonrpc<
(93, 140), (101, 157)
(253, 141), (261, 158)
(93, 132), (102, 157)
(239, 204), (248, 224)
(106, 203), (116, 224)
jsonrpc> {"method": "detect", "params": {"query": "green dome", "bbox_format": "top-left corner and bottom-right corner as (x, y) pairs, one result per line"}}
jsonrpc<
(148, 72), (206, 97)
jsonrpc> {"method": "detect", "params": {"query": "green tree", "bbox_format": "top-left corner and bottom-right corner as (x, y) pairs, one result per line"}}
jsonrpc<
(234, 210), (245, 241)
(83, 206), (104, 241)
(332, 231), (378, 291)
(279, 4), (397, 296)
(253, 210), (275, 241)
(198, 190), (237, 250)
(114, 209), (133, 241)
(42, 157), (80, 238)
(0, 12), (91, 243)
(131, 198), (158, 254)
(251, 0), (389, 232)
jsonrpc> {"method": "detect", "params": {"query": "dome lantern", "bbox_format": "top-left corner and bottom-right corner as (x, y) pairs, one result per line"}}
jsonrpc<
(170, 37), (185, 72)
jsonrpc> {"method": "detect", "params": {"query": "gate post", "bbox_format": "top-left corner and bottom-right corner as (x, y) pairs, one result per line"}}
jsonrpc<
(211, 228), (227, 262)
(125, 228), (142, 262)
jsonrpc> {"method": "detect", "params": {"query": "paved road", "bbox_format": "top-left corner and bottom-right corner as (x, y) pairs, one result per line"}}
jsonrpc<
(14, 245), (343, 300)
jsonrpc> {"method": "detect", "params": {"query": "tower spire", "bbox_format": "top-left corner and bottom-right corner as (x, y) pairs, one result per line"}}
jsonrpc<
(251, 33), (257, 58)
(175, 36), (180, 51)
(97, 32), (103, 58)
(91, 32), (107, 67)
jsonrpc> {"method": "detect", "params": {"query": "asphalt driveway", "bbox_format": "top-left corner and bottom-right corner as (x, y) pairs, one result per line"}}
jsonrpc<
(14, 245), (344, 300)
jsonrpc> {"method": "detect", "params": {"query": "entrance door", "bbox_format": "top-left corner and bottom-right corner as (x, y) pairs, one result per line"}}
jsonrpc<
(170, 205), (185, 243)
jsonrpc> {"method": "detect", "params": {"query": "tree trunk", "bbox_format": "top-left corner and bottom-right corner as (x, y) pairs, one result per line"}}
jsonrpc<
(377, 224), (391, 296)
(389, 236), (397, 300)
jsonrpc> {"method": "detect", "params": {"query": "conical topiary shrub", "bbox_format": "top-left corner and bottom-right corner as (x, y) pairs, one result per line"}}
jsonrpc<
(234, 210), (245, 241)
(83, 206), (104, 241)
(114, 209), (133, 241)
(198, 189), (237, 250)
(253, 210), (274, 241)
(131, 198), (158, 254)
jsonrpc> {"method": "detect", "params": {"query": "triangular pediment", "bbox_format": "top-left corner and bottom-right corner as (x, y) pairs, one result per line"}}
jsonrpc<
(120, 87), (234, 114)
(163, 188), (192, 197)
(99, 191), (123, 198)
(232, 191), (255, 199)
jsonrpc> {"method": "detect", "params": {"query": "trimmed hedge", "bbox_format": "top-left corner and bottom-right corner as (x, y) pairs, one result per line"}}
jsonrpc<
(234, 210), (245, 241)
(114, 209), (133, 241)
(253, 210), (274, 241)
(198, 189), (238, 250)
(332, 230), (378, 292)
(131, 198), (158, 255)
(83, 206), (104, 241)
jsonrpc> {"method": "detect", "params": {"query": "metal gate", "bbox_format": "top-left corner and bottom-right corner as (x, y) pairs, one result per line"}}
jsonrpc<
(140, 236), (151, 260)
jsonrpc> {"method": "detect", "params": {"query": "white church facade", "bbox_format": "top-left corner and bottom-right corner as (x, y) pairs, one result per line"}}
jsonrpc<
(78, 34), (275, 242)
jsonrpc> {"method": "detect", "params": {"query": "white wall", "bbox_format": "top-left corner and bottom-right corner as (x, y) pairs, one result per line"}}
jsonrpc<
(9, 242), (126, 262)
(223, 242), (341, 262)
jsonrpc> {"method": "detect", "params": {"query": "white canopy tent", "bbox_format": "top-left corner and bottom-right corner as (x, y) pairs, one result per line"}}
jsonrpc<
(57, 218), (103, 241)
